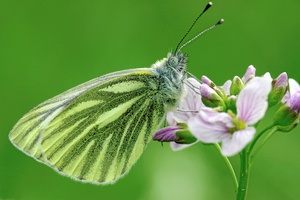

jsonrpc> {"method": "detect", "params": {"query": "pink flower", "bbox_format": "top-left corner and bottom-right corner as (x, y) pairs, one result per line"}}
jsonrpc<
(188, 77), (271, 156)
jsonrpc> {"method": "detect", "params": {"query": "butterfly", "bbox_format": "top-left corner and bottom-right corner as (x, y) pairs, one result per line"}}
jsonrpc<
(9, 2), (222, 184)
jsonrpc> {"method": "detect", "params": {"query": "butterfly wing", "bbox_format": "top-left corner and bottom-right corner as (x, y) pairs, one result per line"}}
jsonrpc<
(9, 68), (166, 184)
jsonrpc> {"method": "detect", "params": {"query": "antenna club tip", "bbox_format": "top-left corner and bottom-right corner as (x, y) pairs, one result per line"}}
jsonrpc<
(216, 19), (224, 26)
(204, 2), (213, 12)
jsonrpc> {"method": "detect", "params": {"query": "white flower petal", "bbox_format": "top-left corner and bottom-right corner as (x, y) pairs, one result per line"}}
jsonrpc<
(281, 91), (290, 103)
(289, 78), (300, 96)
(221, 127), (256, 156)
(167, 111), (189, 124)
(282, 79), (299, 103)
(187, 78), (201, 88)
(222, 80), (232, 96)
(188, 108), (232, 143)
(201, 107), (233, 126)
(166, 113), (177, 125)
(262, 72), (272, 82)
(184, 78), (203, 111)
(167, 78), (203, 124)
(237, 77), (271, 125)
(170, 142), (195, 151)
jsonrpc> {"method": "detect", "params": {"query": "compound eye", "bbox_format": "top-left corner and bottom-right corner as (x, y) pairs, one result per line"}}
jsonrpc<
(168, 57), (178, 66)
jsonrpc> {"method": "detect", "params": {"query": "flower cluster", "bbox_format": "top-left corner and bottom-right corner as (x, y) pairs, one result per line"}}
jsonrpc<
(153, 66), (300, 156)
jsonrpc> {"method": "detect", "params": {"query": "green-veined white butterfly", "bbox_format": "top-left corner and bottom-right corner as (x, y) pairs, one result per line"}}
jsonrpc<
(9, 2), (223, 184)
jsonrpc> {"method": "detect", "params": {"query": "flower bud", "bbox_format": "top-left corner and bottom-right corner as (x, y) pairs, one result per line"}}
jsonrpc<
(202, 76), (216, 87)
(214, 86), (228, 100)
(153, 126), (181, 142)
(200, 84), (226, 109)
(226, 95), (237, 113)
(230, 76), (244, 95)
(175, 129), (197, 144)
(153, 123), (197, 144)
(273, 105), (299, 132)
(242, 65), (256, 83)
(268, 72), (288, 107)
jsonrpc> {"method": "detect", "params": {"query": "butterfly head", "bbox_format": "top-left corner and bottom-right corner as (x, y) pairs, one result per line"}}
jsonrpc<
(167, 52), (188, 73)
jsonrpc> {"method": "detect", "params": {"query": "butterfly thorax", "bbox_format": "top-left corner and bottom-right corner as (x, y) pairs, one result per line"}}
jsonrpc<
(151, 52), (187, 110)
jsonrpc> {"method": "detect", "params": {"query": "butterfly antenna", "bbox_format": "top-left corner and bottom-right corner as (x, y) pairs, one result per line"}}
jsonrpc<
(174, 2), (213, 53)
(178, 19), (224, 52)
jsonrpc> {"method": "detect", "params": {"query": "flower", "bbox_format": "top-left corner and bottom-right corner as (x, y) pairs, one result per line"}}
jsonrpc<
(188, 77), (271, 156)
(273, 78), (300, 131)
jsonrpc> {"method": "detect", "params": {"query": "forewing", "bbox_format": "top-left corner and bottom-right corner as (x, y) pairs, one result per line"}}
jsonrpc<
(9, 69), (166, 184)
(9, 69), (145, 159)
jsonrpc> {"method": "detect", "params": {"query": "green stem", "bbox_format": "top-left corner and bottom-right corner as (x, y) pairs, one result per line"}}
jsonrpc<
(213, 143), (238, 191)
(236, 125), (277, 199)
(247, 123), (274, 156)
(251, 126), (278, 160)
(236, 149), (251, 200)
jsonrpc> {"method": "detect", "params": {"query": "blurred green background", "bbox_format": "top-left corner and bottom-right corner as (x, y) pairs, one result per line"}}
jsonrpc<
(1, 0), (300, 199)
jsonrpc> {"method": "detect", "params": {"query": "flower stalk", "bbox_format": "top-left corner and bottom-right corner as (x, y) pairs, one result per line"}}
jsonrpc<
(236, 149), (251, 200)
(214, 143), (238, 191)
(250, 126), (279, 161)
